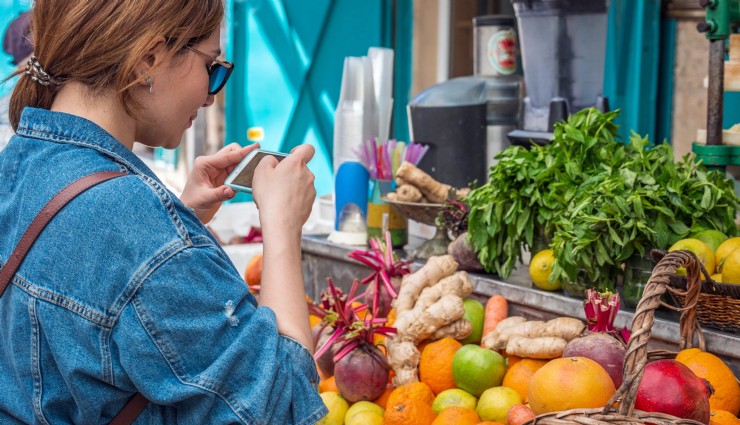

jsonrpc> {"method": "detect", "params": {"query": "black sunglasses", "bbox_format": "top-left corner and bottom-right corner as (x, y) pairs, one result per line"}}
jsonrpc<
(187, 46), (234, 95)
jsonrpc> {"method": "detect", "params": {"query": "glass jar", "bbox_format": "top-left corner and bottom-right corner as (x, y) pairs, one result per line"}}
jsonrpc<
(620, 254), (654, 309)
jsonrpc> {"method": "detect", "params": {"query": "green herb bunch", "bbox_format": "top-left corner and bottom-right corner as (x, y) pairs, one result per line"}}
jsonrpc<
(467, 107), (739, 284)
(467, 109), (626, 278)
(550, 132), (739, 287)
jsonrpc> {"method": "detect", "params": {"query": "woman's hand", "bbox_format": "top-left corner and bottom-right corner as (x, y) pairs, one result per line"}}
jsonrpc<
(251, 144), (316, 235)
(180, 143), (257, 224)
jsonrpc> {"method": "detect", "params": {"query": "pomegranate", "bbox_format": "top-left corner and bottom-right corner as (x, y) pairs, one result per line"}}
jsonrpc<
(635, 360), (713, 424)
(563, 332), (626, 388)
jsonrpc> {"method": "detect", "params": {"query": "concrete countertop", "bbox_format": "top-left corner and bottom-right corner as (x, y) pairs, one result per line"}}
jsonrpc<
(301, 234), (740, 376)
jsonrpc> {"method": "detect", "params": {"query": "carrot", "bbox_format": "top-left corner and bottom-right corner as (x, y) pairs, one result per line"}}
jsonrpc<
(482, 295), (508, 339)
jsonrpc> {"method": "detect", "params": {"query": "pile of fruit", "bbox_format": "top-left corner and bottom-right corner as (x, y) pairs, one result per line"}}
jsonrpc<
(305, 247), (740, 425)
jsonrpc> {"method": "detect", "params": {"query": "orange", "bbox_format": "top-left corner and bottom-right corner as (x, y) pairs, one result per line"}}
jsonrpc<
(676, 348), (740, 415)
(502, 358), (549, 402)
(506, 355), (522, 371)
(386, 308), (396, 327)
(420, 338), (463, 394)
(244, 253), (262, 285)
(710, 410), (740, 425)
(372, 386), (394, 409)
(384, 399), (436, 425)
(477, 423), (505, 425)
(431, 406), (480, 425)
(527, 357), (616, 415)
(319, 375), (339, 393)
(384, 382), (437, 425)
(387, 382), (435, 405)
(309, 314), (322, 329)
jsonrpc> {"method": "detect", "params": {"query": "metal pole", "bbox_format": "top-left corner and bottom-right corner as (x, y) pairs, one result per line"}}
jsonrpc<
(707, 39), (725, 146)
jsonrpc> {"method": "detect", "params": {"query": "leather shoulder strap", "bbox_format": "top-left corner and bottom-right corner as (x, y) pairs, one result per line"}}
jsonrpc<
(110, 393), (149, 425)
(0, 171), (125, 297)
(0, 171), (151, 424)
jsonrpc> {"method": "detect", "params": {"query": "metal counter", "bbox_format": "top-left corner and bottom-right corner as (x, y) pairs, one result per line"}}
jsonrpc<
(301, 234), (740, 376)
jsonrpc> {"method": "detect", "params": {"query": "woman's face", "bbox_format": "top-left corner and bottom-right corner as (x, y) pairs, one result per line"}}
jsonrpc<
(135, 30), (221, 149)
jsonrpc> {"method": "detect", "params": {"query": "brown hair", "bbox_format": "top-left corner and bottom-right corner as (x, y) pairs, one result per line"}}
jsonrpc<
(8, 0), (224, 130)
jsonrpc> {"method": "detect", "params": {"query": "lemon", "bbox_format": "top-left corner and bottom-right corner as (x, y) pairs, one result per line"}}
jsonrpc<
(529, 249), (561, 291)
(690, 229), (728, 253)
(344, 401), (384, 423)
(317, 392), (349, 425)
(715, 237), (740, 273)
(668, 238), (715, 277)
(346, 410), (383, 425)
(719, 248), (740, 285)
(710, 273), (722, 283)
(476, 386), (523, 423)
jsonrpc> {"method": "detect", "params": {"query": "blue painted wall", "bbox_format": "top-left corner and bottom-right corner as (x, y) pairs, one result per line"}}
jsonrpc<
(224, 0), (411, 198)
(0, 0), (32, 97)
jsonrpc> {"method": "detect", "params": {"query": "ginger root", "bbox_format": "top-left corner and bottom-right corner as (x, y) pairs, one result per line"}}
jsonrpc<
(386, 339), (420, 385)
(505, 336), (567, 359)
(481, 316), (584, 351)
(397, 295), (466, 342)
(393, 255), (458, 316)
(432, 319), (472, 340)
(395, 161), (452, 203)
(395, 184), (423, 202)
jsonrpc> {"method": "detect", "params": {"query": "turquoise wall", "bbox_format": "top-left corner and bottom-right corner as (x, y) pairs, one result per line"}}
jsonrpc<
(0, 0), (31, 97)
(224, 0), (411, 198)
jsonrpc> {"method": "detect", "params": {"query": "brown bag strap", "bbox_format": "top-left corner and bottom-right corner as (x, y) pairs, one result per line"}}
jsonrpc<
(0, 171), (150, 424)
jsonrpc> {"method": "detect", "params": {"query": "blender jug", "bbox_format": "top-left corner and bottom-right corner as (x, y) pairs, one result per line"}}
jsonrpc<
(509, 0), (609, 144)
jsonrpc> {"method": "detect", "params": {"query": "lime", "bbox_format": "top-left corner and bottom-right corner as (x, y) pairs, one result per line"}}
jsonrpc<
(668, 238), (715, 276)
(458, 299), (485, 344)
(432, 388), (478, 414)
(476, 386), (523, 423)
(317, 392), (349, 425)
(690, 229), (728, 253)
(452, 344), (505, 397)
(530, 249), (561, 291)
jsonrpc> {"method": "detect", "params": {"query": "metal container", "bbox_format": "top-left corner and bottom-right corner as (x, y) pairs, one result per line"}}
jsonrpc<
(474, 15), (519, 77)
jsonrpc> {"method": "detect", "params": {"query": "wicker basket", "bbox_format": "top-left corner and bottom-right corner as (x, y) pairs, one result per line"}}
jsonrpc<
(380, 198), (443, 226)
(665, 271), (740, 334)
(525, 250), (707, 425)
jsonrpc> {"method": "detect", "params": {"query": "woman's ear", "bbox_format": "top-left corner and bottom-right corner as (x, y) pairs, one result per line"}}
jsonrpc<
(139, 36), (168, 73)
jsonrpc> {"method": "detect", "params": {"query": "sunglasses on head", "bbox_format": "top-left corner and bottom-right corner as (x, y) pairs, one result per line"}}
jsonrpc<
(186, 46), (234, 95)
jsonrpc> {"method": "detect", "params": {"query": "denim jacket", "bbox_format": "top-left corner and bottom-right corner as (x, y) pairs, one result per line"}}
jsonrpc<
(0, 108), (327, 424)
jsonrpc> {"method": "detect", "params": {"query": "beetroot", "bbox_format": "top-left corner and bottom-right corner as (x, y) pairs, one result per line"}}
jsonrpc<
(635, 360), (713, 424)
(334, 342), (389, 402)
(563, 332), (626, 388)
(313, 325), (335, 377)
(363, 276), (400, 317)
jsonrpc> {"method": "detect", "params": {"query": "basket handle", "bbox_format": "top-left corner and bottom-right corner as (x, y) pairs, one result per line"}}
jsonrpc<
(605, 250), (703, 417)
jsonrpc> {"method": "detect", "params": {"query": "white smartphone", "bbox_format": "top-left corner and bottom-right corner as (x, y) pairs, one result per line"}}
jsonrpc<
(225, 149), (288, 193)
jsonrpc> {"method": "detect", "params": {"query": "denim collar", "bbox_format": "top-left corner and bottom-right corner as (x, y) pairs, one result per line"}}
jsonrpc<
(15, 107), (161, 181)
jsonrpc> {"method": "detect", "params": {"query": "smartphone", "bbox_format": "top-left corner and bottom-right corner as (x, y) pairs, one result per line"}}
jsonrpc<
(225, 149), (288, 193)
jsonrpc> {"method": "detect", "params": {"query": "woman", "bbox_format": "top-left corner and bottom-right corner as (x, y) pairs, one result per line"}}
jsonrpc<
(0, 0), (325, 423)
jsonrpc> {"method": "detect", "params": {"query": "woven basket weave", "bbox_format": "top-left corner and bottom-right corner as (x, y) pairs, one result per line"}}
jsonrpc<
(524, 250), (707, 425)
(666, 273), (740, 334)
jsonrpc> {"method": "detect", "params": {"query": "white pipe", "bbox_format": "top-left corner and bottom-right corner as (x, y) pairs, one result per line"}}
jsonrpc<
(437, 0), (450, 83)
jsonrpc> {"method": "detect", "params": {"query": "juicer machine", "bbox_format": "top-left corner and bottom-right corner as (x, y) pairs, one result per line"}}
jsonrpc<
(507, 0), (611, 146)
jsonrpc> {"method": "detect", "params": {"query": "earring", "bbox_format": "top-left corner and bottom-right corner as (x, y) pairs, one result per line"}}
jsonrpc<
(145, 76), (153, 93)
